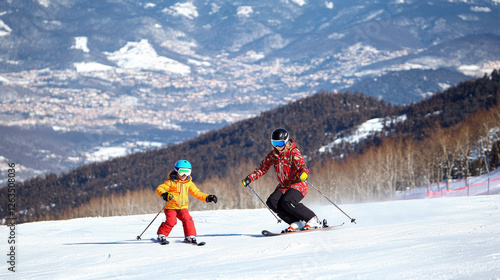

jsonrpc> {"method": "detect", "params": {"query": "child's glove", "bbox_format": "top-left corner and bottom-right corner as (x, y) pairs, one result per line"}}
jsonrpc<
(300, 172), (308, 181)
(241, 177), (251, 187)
(206, 194), (218, 203)
(161, 192), (174, 202)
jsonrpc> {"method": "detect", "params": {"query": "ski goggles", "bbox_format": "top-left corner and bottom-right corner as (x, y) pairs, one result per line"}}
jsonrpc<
(271, 139), (287, 148)
(176, 168), (191, 176)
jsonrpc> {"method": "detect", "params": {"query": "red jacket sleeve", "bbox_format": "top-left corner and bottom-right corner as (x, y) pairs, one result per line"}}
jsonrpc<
(248, 150), (276, 181)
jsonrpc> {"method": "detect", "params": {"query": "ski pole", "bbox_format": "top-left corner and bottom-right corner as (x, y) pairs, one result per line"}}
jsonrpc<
(307, 181), (357, 224)
(247, 184), (282, 223)
(136, 202), (168, 240)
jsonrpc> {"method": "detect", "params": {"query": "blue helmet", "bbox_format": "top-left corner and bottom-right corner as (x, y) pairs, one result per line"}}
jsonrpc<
(174, 160), (192, 173)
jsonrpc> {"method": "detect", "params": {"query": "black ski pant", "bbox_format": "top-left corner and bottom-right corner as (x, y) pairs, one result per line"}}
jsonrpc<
(266, 188), (316, 225)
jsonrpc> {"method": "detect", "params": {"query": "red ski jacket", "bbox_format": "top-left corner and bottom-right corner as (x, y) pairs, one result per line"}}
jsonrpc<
(248, 140), (310, 196)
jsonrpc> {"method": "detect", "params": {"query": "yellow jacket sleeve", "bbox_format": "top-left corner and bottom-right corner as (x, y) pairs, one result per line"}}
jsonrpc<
(188, 183), (208, 202)
(156, 180), (174, 198)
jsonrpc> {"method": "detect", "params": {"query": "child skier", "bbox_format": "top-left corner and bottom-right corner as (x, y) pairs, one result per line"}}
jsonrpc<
(241, 128), (321, 232)
(156, 160), (218, 244)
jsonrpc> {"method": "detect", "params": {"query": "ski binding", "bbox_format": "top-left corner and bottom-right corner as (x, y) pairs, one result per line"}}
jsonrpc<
(262, 221), (344, 237)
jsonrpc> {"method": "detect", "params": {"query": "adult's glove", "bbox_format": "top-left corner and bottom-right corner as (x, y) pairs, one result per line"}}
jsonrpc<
(241, 177), (251, 187)
(300, 172), (308, 181)
(206, 194), (218, 203)
(161, 192), (174, 202)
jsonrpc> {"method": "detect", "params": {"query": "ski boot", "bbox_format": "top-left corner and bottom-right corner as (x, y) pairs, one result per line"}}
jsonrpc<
(157, 234), (169, 245)
(302, 216), (322, 230)
(184, 236), (197, 244)
(282, 222), (301, 233)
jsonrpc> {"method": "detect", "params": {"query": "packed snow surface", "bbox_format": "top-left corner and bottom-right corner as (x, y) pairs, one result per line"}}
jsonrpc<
(2, 195), (499, 279)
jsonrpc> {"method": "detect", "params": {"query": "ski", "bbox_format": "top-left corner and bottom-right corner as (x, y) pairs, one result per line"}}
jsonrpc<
(193, 241), (206, 246)
(179, 240), (206, 246)
(150, 238), (169, 245)
(262, 222), (344, 237)
(150, 238), (205, 246)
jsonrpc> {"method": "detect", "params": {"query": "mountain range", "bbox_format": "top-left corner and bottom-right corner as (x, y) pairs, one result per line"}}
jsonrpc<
(2, 1), (499, 74)
(2, 71), (499, 223)
(1, 0), (500, 181)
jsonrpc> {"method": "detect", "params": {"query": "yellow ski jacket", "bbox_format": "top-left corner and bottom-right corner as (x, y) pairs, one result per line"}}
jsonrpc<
(156, 171), (208, 210)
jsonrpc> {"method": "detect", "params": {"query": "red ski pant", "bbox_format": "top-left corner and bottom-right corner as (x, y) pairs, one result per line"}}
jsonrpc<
(157, 209), (196, 237)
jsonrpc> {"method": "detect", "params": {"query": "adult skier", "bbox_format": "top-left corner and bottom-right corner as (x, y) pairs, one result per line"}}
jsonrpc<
(156, 160), (218, 244)
(241, 128), (321, 232)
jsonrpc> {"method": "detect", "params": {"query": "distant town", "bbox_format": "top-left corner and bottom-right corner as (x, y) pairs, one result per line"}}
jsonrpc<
(0, 45), (413, 133)
(0, 45), (425, 184)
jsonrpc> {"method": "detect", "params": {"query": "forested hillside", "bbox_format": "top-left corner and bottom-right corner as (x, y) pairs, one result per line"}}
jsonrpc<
(2, 71), (499, 223)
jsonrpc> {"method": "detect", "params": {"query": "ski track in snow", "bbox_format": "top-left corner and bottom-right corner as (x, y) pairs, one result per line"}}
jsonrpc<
(1, 196), (500, 279)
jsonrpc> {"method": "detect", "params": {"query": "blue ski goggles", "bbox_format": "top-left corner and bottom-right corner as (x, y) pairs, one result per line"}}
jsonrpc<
(271, 139), (287, 148)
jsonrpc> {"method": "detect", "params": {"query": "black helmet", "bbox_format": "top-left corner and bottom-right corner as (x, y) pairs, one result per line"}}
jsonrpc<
(271, 128), (289, 148)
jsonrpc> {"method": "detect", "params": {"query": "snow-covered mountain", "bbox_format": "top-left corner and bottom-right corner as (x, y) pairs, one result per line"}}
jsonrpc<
(1, 194), (499, 279)
(1, 0), (500, 182)
(1, 0), (499, 78)
(2, 0), (499, 112)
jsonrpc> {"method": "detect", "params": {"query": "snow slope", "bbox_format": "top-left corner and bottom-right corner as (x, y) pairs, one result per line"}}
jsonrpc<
(2, 195), (499, 280)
